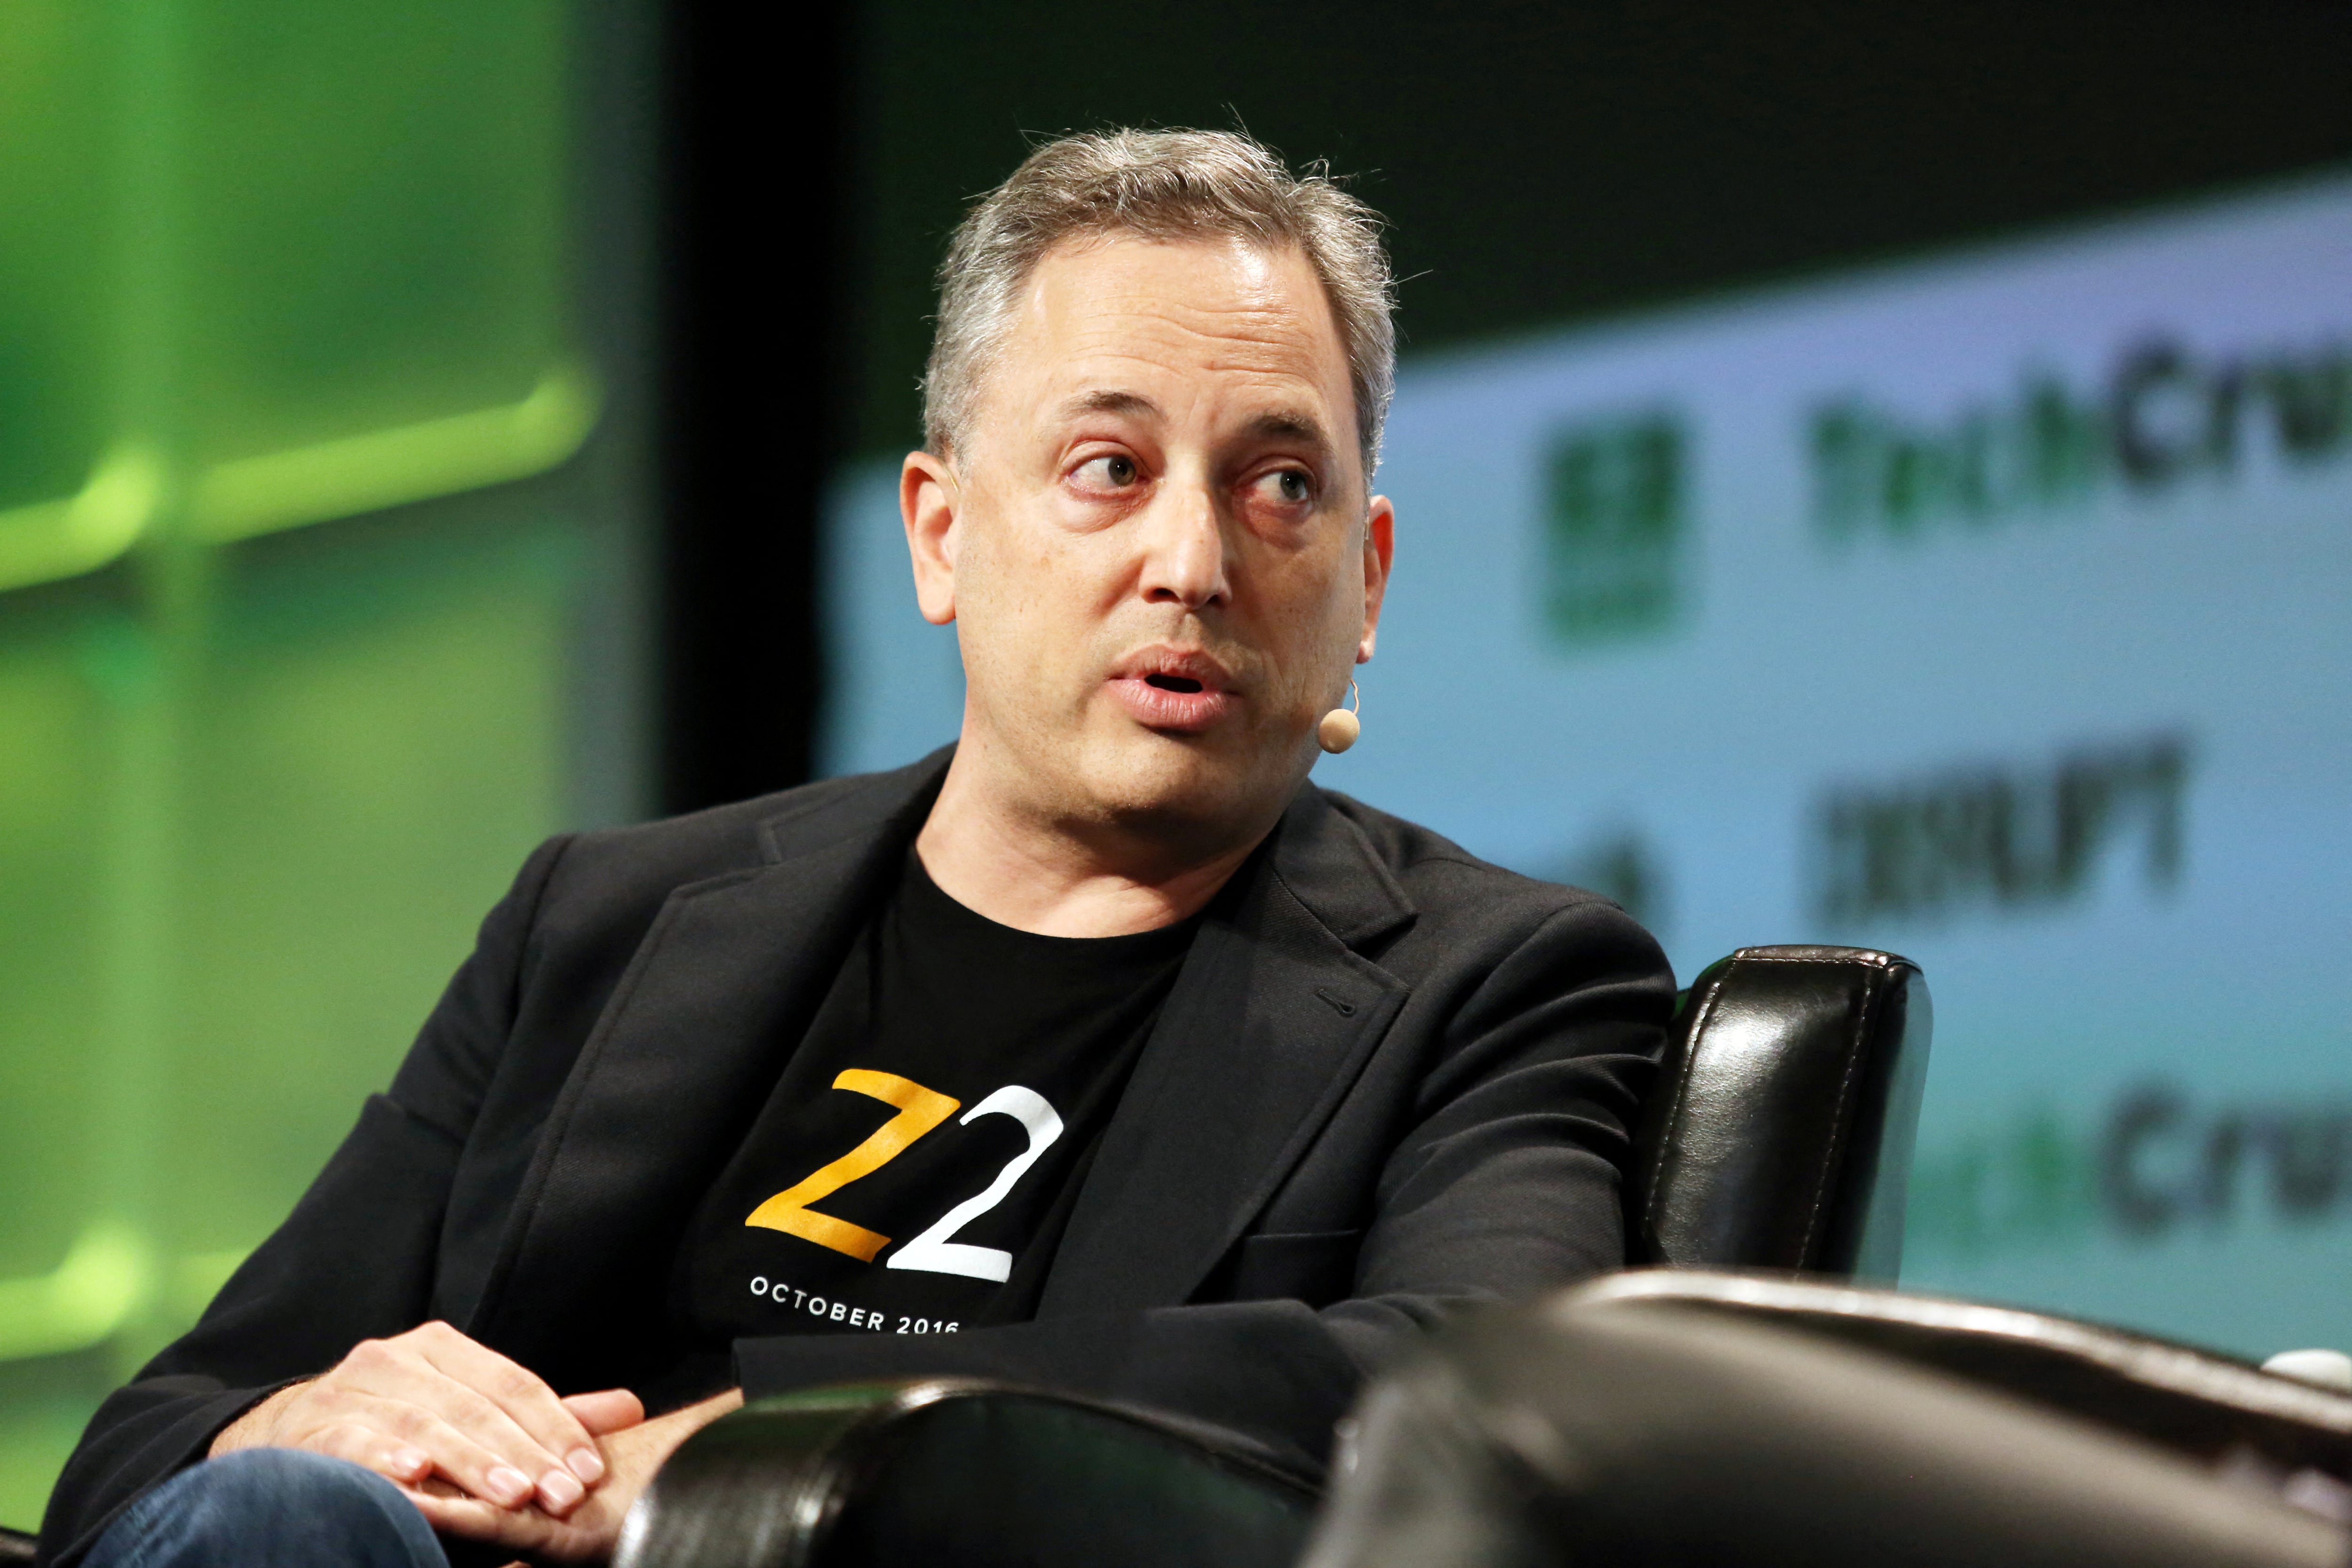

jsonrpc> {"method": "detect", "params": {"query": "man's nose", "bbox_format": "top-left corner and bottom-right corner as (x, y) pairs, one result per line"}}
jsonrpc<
(1136, 478), (1231, 612)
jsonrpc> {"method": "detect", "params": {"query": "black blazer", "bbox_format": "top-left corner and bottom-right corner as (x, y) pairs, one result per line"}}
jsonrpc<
(40, 750), (1671, 1566)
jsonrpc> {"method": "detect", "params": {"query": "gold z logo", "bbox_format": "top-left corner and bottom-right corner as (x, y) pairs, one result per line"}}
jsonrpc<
(745, 1069), (1065, 1282)
(744, 1070), (959, 1262)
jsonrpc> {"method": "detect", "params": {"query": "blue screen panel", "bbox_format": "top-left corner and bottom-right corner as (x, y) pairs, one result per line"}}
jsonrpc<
(820, 171), (2352, 1359)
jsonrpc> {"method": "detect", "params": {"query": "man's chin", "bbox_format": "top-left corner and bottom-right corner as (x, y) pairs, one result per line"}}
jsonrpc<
(1071, 725), (1294, 834)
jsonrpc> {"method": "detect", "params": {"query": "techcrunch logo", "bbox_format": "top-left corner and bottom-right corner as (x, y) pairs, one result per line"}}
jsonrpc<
(1538, 409), (1688, 648)
(1810, 332), (2352, 541)
(1904, 1084), (2352, 1263)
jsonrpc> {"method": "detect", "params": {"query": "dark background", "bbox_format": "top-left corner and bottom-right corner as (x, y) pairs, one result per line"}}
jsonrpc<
(655, 0), (2352, 814)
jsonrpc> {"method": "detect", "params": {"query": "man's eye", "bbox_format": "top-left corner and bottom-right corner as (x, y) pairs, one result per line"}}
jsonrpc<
(1078, 454), (1138, 489)
(1256, 469), (1313, 505)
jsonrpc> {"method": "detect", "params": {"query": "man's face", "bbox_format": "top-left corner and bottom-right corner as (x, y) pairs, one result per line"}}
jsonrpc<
(902, 234), (1394, 846)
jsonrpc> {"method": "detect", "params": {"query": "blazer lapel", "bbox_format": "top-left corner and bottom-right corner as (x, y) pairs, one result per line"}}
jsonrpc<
(1040, 787), (1416, 1317)
(471, 753), (948, 1387)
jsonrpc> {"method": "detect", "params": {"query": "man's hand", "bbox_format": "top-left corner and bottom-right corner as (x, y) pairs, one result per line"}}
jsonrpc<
(397, 1387), (746, 1564)
(208, 1321), (645, 1518)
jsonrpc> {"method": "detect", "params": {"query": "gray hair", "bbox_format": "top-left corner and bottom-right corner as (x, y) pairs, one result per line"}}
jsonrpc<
(922, 128), (1398, 478)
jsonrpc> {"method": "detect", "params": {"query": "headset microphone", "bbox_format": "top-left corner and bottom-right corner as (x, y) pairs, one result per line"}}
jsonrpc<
(1318, 679), (1362, 754)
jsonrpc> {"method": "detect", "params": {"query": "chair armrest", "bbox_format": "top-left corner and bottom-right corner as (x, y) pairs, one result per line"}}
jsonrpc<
(0, 1526), (33, 1566)
(615, 1379), (1318, 1568)
(1574, 1270), (2352, 1482)
(1629, 946), (1931, 1280)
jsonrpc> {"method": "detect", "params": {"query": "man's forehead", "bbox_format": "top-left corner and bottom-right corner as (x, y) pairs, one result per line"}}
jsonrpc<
(1038, 243), (1323, 336)
(1002, 235), (1352, 426)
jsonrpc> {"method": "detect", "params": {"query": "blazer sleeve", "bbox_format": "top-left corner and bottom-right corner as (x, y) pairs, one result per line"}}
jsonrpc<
(34, 836), (574, 1568)
(735, 894), (1669, 1482)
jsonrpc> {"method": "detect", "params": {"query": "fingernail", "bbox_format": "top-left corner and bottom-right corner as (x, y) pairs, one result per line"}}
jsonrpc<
(487, 1465), (533, 1507)
(392, 1448), (430, 1480)
(566, 1446), (605, 1485)
(539, 1468), (585, 1512)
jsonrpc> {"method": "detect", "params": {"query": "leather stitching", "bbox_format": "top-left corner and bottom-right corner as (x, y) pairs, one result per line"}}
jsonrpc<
(1641, 963), (1732, 1241)
(1794, 966), (1883, 1266)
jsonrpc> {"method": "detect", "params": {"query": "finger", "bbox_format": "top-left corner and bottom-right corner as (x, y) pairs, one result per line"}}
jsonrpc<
(561, 1389), (645, 1439)
(404, 1324), (607, 1494)
(399, 1483), (606, 1564)
(296, 1419), (436, 1490)
(305, 1387), (547, 1512)
(342, 1332), (590, 1512)
(397, 1486), (545, 1550)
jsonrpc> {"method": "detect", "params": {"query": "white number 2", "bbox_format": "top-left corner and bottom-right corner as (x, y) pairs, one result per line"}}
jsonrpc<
(885, 1085), (1064, 1281)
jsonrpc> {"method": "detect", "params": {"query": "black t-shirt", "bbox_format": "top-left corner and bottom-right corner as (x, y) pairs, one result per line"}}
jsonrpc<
(678, 851), (1198, 1353)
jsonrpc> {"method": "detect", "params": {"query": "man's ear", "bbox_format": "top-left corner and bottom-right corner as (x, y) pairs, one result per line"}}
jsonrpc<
(901, 450), (961, 626)
(1356, 494), (1396, 663)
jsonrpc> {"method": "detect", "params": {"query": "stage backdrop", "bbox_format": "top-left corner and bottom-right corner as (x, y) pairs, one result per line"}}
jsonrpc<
(819, 169), (2352, 1360)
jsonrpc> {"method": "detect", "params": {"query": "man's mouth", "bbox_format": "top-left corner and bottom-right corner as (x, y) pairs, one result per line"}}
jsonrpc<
(1107, 650), (1238, 733)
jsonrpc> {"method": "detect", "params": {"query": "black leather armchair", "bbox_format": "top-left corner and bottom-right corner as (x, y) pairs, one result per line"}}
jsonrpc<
(1302, 1270), (2352, 1568)
(613, 944), (1932, 1568)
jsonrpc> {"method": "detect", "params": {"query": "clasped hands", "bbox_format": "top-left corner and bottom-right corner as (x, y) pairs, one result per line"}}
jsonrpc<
(208, 1321), (742, 1564)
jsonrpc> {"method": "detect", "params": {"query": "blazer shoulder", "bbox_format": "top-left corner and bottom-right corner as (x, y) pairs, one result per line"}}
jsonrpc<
(1313, 788), (1662, 980)
(531, 755), (942, 937)
(1318, 789), (1621, 921)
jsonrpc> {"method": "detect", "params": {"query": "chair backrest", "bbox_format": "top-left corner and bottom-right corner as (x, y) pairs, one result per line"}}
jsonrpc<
(1576, 1269), (2352, 1488)
(1301, 1274), (2351, 1568)
(1626, 945), (1931, 1280)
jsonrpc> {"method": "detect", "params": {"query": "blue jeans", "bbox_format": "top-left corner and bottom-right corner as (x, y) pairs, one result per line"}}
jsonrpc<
(83, 1448), (449, 1568)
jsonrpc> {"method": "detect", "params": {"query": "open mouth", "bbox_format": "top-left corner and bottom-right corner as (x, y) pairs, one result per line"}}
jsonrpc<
(1110, 652), (1235, 732)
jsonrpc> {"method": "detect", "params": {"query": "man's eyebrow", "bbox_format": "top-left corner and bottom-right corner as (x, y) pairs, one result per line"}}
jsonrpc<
(1051, 393), (1335, 454)
(1243, 409), (1335, 451)
(1055, 390), (1163, 422)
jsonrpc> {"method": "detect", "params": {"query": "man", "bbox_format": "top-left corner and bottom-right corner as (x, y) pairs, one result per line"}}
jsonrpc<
(40, 129), (1672, 1568)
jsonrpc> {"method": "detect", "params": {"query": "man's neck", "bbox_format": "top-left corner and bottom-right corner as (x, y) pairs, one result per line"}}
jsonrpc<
(913, 744), (1279, 938)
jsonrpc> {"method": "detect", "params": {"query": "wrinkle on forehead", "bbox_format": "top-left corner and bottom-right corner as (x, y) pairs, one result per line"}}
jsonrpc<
(985, 234), (1351, 435)
(1056, 305), (1326, 377)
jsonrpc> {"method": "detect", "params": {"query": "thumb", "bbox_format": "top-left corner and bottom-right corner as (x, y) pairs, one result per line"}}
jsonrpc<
(562, 1388), (647, 1436)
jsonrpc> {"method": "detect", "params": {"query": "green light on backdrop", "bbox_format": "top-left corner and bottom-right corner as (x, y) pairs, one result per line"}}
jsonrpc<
(0, 0), (603, 1529)
(0, 0), (595, 590)
(0, 0), (121, 586)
